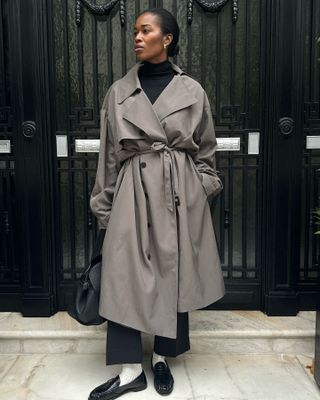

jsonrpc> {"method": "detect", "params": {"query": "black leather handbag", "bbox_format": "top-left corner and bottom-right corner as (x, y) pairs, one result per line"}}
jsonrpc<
(68, 229), (107, 325)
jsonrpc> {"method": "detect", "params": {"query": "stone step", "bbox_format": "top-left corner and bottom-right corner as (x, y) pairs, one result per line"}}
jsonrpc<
(0, 311), (315, 356)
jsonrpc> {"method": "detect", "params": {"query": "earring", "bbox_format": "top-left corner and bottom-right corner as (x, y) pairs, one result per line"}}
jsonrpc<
(164, 44), (167, 49)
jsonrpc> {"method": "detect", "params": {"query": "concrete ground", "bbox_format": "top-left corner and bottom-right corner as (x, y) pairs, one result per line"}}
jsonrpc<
(0, 311), (319, 400)
(0, 353), (319, 400)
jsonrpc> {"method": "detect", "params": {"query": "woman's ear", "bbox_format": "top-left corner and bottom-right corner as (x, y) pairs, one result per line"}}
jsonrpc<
(165, 33), (173, 47)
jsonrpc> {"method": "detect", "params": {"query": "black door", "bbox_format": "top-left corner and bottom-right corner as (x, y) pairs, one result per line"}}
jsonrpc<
(1, 0), (319, 316)
(0, 0), (56, 314)
(263, 0), (320, 314)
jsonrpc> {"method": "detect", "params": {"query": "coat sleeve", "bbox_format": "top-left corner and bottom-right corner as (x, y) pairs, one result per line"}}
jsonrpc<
(90, 90), (119, 229)
(193, 91), (223, 198)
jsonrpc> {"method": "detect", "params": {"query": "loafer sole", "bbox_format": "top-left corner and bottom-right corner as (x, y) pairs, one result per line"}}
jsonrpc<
(155, 386), (174, 395)
(89, 374), (147, 400)
(107, 382), (147, 400)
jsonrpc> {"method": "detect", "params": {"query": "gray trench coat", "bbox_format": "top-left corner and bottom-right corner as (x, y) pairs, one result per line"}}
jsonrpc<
(90, 60), (226, 339)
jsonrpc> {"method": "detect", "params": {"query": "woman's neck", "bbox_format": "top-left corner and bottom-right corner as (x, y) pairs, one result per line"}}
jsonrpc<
(138, 59), (173, 76)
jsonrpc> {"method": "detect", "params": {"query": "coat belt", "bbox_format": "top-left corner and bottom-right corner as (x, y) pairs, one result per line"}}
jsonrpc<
(126, 141), (182, 212)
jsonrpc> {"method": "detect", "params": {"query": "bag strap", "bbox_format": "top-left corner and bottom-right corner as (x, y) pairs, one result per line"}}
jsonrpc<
(91, 229), (106, 264)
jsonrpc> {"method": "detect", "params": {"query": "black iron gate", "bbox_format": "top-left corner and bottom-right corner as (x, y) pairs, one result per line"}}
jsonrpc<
(0, 0), (319, 316)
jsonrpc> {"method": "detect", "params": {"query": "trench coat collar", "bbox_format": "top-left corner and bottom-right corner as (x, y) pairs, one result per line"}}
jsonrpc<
(116, 60), (198, 141)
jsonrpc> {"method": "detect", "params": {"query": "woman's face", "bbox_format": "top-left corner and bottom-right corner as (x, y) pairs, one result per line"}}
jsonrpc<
(134, 13), (172, 63)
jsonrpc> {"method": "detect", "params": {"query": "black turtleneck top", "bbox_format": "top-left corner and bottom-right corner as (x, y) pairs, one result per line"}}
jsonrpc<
(138, 59), (176, 105)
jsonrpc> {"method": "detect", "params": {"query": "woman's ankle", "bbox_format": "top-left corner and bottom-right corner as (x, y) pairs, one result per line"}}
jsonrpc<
(119, 363), (143, 385)
(152, 351), (166, 367)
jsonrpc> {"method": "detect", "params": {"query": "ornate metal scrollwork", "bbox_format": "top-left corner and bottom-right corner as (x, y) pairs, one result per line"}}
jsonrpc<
(231, 0), (238, 23)
(72, 107), (96, 128)
(22, 121), (36, 139)
(278, 117), (294, 136)
(75, 0), (126, 27)
(187, 0), (238, 24)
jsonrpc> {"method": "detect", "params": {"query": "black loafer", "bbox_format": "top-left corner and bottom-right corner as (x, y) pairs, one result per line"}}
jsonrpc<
(150, 359), (174, 395)
(88, 370), (147, 400)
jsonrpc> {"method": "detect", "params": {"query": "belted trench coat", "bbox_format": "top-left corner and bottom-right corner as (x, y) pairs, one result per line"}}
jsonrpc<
(90, 60), (226, 339)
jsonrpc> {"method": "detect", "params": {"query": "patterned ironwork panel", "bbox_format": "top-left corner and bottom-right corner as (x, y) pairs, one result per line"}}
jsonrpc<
(0, 0), (20, 286)
(51, 0), (262, 307)
(300, 0), (320, 284)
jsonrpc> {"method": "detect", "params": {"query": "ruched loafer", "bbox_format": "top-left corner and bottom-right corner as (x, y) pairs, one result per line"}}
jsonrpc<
(88, 370), (147, 400)
(150, 359), (174, 395)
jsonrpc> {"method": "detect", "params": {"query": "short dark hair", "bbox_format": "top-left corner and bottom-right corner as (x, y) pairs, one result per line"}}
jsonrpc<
(139, 8), (180, 57)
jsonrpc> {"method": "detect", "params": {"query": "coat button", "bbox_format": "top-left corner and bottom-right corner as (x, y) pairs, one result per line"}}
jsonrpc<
(140, 162), (146, 168)
(147, 222), (151, 228)
(147, 253), (151, 260)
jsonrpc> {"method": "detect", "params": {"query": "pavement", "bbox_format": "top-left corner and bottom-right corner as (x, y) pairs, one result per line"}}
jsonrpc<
(0, 310), (318, 400)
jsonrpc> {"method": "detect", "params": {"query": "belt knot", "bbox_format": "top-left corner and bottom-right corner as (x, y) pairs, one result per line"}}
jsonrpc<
(150, 141), (172, 152)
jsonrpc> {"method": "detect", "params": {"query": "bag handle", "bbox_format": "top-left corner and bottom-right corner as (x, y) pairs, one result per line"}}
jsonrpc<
(91, 229), (106, 265)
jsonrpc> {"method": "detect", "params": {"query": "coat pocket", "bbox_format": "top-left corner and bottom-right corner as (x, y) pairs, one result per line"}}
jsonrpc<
(201, 173), (223, 198)
(188, 156), (208, 198)
(188, 155), (223, 198)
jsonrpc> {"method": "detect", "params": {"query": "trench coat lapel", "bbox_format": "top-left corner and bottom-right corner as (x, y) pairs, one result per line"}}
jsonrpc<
(120, 83), (166, 142)
(116, 60), (198, 142)
(153, 74), (198, 121)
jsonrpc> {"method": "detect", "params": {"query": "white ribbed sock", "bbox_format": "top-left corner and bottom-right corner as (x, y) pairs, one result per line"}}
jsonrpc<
(152, 351), (166, 367)
(119, 363), (143, 386)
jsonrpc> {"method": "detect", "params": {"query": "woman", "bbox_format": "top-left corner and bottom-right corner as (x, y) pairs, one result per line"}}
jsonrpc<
(88, 7), (225, 400)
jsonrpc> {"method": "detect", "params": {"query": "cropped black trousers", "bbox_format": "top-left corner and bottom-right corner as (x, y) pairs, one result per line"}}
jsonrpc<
(106, 312), (190, 365)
